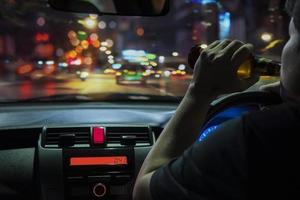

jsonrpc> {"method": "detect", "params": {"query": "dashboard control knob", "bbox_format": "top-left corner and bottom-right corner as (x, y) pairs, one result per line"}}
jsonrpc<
(93, 183), (107, 198)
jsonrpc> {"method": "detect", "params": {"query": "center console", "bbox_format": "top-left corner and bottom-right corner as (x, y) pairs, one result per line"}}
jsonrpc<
(38, 125), (153, 200)
(64, 148), (134, 200)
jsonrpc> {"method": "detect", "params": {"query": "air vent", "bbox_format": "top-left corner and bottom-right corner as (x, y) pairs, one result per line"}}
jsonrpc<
(43, 127), (91, 148)
(106, 126), (152, 147)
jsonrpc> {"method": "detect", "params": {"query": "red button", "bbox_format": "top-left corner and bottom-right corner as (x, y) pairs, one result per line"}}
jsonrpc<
(92, 127), (105, 145)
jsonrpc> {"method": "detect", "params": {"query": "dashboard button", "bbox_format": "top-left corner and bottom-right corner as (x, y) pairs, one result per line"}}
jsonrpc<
(92, 127), (105, 145)
(88, 175), (111, 182)
(67, 176), (84, 183)
(93, 183), (107, 198)
(114, 175), (131, 183)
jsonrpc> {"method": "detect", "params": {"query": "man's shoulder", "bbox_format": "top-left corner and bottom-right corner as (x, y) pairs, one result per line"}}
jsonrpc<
(243, 103), (300, 132)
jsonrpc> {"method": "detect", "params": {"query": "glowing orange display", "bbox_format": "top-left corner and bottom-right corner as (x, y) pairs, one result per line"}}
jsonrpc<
(70, 156), (128, 166)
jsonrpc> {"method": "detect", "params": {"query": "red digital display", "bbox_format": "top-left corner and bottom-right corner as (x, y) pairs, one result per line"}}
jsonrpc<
(70, 156), (128, 166)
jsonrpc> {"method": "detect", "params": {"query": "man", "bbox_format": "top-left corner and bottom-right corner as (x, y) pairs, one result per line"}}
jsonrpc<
(133, 0), (300, 199)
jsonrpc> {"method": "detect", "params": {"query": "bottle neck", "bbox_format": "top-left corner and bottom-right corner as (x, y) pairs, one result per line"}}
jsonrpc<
(254, 57), (281, 76)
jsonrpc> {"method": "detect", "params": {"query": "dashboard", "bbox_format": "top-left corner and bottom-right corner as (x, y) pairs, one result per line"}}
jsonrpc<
(0, 92), (282, 200)
(0, 102), (175, 200)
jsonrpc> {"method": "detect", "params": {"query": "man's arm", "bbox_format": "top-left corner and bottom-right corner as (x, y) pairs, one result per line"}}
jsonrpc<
(133, 40), (258, 200)
(133, 89), (215, 200)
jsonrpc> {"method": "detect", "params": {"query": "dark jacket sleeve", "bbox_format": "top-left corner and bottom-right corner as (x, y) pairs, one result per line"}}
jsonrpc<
(150, 118), (247, 200)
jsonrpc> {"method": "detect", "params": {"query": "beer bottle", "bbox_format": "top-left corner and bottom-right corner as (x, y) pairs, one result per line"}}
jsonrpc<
(188, 44), (281, 79)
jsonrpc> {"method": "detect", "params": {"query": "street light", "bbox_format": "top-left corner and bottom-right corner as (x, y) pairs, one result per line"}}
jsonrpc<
(106, 39), (114, 47)
(178, 64), (186, 70)
(200, 44), (208, 49)
(98, 21), (107, 29)
(172, 52), (179, 57)
(81, 17), (97, 29)
(159, 56), (165, 63)
(100, 47), (107, 52)
(101, 42), (108, 46)
(261, 32), (273, 42)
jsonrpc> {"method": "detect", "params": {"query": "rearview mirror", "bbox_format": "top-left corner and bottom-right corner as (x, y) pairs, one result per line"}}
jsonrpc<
(48, 0), (169, 16)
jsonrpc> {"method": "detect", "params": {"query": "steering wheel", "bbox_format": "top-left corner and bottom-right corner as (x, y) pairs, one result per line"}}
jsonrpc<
(199, 91), (283, 141)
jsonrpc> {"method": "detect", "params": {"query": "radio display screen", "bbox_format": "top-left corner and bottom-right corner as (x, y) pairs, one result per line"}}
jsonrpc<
(70, 156), (128, 166)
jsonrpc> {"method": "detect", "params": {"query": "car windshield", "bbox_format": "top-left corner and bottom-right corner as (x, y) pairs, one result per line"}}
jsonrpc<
(0, 0), (287, 102)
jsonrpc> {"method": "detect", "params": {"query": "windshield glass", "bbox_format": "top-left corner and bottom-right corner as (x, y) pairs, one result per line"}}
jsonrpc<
(0, 0), (287, 102)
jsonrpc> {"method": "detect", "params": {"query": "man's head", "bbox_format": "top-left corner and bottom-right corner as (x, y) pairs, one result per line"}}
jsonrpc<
(281, 0), (300, 96)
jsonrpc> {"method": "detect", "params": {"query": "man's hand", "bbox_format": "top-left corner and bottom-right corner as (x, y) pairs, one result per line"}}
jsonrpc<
(189, 40), (259, 98)
(133, 40), (259, 200)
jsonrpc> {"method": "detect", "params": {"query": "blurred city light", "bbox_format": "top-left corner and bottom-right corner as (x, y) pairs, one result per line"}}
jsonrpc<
(136, 27), (145, 36)
(261, 33), (273, 42)
(90, 33), (99, 41)
(56, 48), (64, 57)
(84, 57), (93, 65)
(122, 50), (146, 57)
(159, 56), (165, 63)
(77, 31), (88, 41)
(46, 60), (55, 65)
(17, 64), (33, 75)
(150, 61), (158, 67)
(192, 0), (217, 4)
(75, 46), (83, 53)
(100, 46), (107, 52)
(43, 64), (56, 75)
(106, 39), (114, 47)
(172, 52), (179, 57)
(219, 12), (231, 39)
(178, 64), (186, 70)
(70, 39), (80, 46)
(35, 33), (49, 42)
(164, 70), (171, 77)
(109, 21), (117, 29)
(141, 62), (150, 66)
(92, 40), (101, 48)
(105, 50), (112, 55)
(98, 21), (107, 29)
(68, 31), (77, 39)
(80, 17), (97, 29)
(81, 40), (89, 49)
(58, 62), (68, 67)
(147, 53), (157, 60)
(67, 50), (77, 59)
(80, 72), (89, 79)
(89, 14), (98, 19)
(101, 41), (108, 46)
(112, 63), (122, 69)
(70, 58), (82, 65)
(261, 39), (284, 52)
(36, 17), (46, 27)
(200, 44), (208, 49)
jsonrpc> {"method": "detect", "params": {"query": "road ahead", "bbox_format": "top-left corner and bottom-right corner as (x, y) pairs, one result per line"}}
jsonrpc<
(0, 74), (192, 100)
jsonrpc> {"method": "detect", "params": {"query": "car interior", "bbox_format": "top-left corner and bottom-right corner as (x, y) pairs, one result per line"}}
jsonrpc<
(0, 0), (286, 199)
